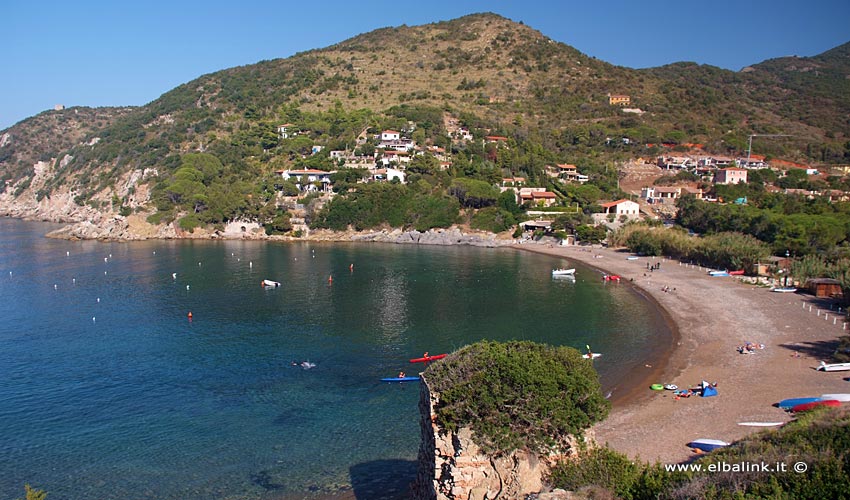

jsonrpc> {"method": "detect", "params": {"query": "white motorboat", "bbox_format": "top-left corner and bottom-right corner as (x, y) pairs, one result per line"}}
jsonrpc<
(552, 268), (576, 276)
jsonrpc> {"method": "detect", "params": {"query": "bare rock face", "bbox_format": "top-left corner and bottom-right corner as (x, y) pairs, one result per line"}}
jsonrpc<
(413, 376), (589, 500)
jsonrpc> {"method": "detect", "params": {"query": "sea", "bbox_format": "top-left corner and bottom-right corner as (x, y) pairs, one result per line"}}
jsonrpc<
(0, 218), (671, 500)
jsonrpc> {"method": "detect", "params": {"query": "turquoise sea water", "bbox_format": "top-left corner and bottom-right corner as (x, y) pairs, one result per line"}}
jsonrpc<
(0, 219), (670, 500)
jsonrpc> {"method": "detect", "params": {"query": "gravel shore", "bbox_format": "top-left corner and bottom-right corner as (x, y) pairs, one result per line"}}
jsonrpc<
(516, 243), (849, 464)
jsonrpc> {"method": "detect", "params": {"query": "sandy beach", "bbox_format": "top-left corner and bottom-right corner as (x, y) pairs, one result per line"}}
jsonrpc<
(517, 243), (850, 464)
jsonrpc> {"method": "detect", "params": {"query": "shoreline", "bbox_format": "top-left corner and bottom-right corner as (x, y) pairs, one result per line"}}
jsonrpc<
(516, 245), (681, 408)
(515, 243), (850, 464)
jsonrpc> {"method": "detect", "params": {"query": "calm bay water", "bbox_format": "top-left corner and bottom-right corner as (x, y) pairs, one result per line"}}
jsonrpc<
(0, 219), (670, 500)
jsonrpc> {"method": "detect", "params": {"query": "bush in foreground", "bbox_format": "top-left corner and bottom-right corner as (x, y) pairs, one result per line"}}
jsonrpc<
(425, 340), (609, 456)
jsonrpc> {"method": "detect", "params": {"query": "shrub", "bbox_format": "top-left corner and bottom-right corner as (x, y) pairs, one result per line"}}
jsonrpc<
(425, 340), (609, 456)
(470, 207), (516, 233)
(178, 214), (201, 232)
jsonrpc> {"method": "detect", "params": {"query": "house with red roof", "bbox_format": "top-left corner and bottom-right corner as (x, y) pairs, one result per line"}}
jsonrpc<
(599, 199), (640, 217)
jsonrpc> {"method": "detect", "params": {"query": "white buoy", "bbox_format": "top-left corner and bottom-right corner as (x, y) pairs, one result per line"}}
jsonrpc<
(249, 261), (253, 268)
(54, 284), (58, 290)
(92, 317), (96, 322)
(104, 257), (108, 262)
(186, 285), (190, 290)
(97, 297), (100, 303)
(66, 251), (70, 256)
(72, 278), (76, 284)
(8, 271), (11, 276)
(172, 273), (177, 280)
(198, 262), (202, 266)
(153, 251), (156, 255)
(104, 271), (108, 275)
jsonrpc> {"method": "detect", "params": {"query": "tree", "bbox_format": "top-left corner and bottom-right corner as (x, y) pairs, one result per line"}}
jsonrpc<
(448, 178), (500, 208)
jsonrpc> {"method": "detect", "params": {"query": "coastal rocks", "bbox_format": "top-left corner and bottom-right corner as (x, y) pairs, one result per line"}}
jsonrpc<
(350, 227), (513, 247)
(414, 377), (583, 500)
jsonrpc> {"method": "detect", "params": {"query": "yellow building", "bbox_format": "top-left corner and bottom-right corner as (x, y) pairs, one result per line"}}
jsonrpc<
(608, 94), (630, 106)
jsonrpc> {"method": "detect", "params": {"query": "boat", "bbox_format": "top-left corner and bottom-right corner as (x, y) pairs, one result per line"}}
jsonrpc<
(777, 397), (821, 409)
(381, 376), (421, 382)
(771, 287), (797, 293)
(820, 393), (850, 402)
(582, 353), (602, 359)
(552, 268), (576, 276)
(728, 270), (745, 276)
(817, 361), (850, 372)
(626, 256), (639, 261)
(687, 439), (729, 452)
(262, 279), (281, 287)
(602, 274), (621, 282)
(737, 422), (784, 427)
(409, 354), (447, 363)
(791, 400), (841, 412)
(708, 270), (729, 277)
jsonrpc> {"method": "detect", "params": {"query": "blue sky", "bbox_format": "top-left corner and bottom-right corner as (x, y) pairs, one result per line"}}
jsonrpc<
(3, 0), (848, 130)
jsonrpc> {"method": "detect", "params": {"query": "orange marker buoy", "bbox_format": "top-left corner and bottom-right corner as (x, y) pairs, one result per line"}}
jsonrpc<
(187, 312), (193, 319)
(349, 263), (354, 272)
(328, 275), (333, 284)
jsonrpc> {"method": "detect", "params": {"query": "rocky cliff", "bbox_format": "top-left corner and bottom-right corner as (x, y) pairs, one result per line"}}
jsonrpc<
(413, 375), (590, 500)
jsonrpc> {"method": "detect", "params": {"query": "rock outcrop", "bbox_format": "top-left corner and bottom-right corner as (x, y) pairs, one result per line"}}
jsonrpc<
(413, 376), (589, 500)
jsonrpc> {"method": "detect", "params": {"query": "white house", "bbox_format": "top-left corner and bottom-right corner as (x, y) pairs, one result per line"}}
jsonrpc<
(600, 199), (640, 216)
(277, 169), (335, 192)
(372, 168), (406, 184)
(381, 130), (401, 142)
(277, 123), (296, 139)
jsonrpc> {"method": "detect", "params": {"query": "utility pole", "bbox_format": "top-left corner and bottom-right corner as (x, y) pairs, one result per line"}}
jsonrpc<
(745, 134), (792, 167)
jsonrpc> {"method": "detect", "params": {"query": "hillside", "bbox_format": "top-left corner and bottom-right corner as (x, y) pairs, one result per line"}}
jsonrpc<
(1, 13), (849, 231)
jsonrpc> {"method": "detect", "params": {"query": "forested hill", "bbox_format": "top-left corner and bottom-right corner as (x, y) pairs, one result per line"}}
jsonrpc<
(1, 13), (848, 228)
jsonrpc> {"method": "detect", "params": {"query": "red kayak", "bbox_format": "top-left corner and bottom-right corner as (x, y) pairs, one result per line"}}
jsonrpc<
(791, 400), (841, 412)
(410, 354), (447, 363)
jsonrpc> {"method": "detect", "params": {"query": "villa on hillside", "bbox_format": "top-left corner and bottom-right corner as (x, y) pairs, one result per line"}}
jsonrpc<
(608, 94), (630, 106)
(714, 168), (748, 185)
(277, 169), (335, 192)
(599, 199), (640, 217)
(277, 123), (297, 139)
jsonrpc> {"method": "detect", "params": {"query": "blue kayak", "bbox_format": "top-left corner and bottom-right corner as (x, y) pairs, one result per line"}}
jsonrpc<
(777, 397), (821, 409)
(381, 376), (420, 382)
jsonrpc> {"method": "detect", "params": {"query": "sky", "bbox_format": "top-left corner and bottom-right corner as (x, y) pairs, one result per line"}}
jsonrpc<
(3, 0), (849, 130)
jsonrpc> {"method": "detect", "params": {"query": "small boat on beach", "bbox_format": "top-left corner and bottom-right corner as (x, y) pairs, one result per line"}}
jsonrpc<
(737, 422), (784, 427)
(262, 279), (281, 287)
(582, 353), (602, 359)
(708, 270), (730, 277)
(771, 287), (797, 293)
(602, 274), (621, 282)
(552, 268), (576, 276)
(728, 270), (745, 276)
(820, 393), (850, 402)
(688, 439), (729, 452)
(791, 400), (841, 412)
(777, 397), (821, 409)
(817, 361), (850, 372)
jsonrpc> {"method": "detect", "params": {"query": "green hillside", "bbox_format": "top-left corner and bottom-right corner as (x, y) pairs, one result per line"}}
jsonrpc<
(1, 13), (849, 229)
